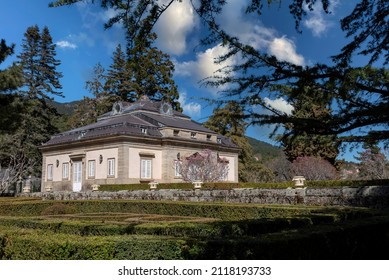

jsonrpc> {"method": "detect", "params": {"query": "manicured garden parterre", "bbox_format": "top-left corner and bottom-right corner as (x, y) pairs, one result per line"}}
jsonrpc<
(1, 197), (389, 259)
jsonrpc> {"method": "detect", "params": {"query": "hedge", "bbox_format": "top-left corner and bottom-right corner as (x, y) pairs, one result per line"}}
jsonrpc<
(99, 179), (389, 192)
(0, 215), (343, 238)
(0, 226), (185, 260)
(1, 215), (389, 259)
(0, 199), (371, 221)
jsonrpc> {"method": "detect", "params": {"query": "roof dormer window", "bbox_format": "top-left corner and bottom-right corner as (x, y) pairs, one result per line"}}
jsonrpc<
(112, 102), (122, 115)
(160, 102), (173, 115)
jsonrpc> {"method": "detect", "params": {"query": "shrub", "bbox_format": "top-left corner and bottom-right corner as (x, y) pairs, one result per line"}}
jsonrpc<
(41, 203), (77, 215)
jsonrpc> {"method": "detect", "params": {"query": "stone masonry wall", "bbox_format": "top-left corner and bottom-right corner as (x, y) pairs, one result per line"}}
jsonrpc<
(19, 185), (389, 208)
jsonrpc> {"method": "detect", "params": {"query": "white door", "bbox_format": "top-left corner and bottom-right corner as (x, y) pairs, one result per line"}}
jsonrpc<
(73, 161), (82, 192)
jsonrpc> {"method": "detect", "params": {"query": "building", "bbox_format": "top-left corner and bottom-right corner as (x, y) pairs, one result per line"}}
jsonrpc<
(40, 96), (240, 192)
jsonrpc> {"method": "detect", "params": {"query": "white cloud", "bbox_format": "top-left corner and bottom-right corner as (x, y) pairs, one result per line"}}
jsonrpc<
(304, 15), (327, 37)
(269, 36), (305, 65)
(175, 44), (236, 95)
(175, 44), (230, 79)
(178, 91), (202, 117)
(264, 97), (294, 115)
(174, 0), (306, 90)
(56, 40), (77, 49)
(155, 0), (198, 55)
(303, 0), (338, 37)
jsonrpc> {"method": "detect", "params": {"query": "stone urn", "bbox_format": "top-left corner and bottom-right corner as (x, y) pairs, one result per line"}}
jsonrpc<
(292, 176), (306, 187)
(192, 181), (203, 189)
(148, 181), (159, 190)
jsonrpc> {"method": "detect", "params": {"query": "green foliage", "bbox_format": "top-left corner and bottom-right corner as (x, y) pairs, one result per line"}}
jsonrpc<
(0, 25), (64, 178)
(247, 136), (283, 162)
(68, 63), (112, 128)
(103, 34), (181, 110)
(276, 79), (340, 165)
(204, 101), (251, 163)
(0, 39), (22, 92)
(41, 203), (77, 215)
(0, 197), (387, 259)
(49, 0), (389, 146)
(100, 179), (389, 191)
(239, 161), (275, 183)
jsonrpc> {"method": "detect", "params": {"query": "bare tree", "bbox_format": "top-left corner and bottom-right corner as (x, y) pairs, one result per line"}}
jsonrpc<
(290, 156), (338, 181)
(0, 153), (34, 194)
(267, 155), (293, 182)
(358, 148), (389, 180)
(178, 150), (229, 182)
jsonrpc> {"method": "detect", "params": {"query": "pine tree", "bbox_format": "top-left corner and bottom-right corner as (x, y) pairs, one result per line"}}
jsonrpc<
(69, 63), (110, 128)
(105, 34), (181, 111)
(204, 101), (252, 163)
(14, 25), (63, 176)
(0, 39), (22, 92)
(105, 44), (133, 102)
(18, 25), (63, 101)
(39, 26), (63, 99)
(277, 81), (340, 166)
(128, 33), (181, 110)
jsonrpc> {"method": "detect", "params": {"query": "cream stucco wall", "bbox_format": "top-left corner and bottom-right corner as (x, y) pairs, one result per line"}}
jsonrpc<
(42, 137), (239, 191)
(128, 147), (162, 180)
(45, 153), (72, 182)
(86, 148), (119, 179)
(221, 155), (237, 182)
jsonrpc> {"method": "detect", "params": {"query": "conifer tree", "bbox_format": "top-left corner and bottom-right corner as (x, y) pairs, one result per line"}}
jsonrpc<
(14, 25), (63, 175)
(69, 63), (110, 128)
(106, 35), (181, 111)
(277, 81), (340, 165)
(128, 33), (180, 111)
(50, 0), (389, 145)
(0, 39), (22, 92)
(105, 44), (132, 102)
(18, 25), (63, 102)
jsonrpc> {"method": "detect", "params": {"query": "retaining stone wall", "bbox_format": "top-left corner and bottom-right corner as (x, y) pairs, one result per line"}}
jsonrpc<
(18, 185), (389, 208)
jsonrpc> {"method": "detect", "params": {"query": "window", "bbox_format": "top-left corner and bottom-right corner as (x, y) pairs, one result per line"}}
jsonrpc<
(47, 164), (53, 181)
(173, 130), (179, 136)
(62, 163), (69, 179)
(174, 160), (181, 177)
(141, 159), (152, 179)
(141, 127), (147, 134)
(207, 134), (212, 141)
(217, 137), (222, 144)
(88, 160), (96, 178)
(107, 158), (115, 177)
(191, 132), (196, 139)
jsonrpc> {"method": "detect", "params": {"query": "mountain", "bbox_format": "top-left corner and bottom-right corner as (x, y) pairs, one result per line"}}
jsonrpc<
(247, 136), (283, 162)
(49, 100), (81, 115)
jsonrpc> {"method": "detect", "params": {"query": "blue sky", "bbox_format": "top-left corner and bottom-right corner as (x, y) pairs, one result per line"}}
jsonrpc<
(1, 0), (363, 160)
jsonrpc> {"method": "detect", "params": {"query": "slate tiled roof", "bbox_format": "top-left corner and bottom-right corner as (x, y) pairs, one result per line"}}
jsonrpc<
(42, 97), (238, 149)
(138, 112), (216, 134)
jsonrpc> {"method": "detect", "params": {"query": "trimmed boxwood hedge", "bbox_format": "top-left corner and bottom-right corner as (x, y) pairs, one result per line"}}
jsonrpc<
(0, 214), (344, 238)
(1, 215), (389, 259)
(0, 198), (386, 259)
(99, 179), (389, 192)
(0, 199), (370, 220)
